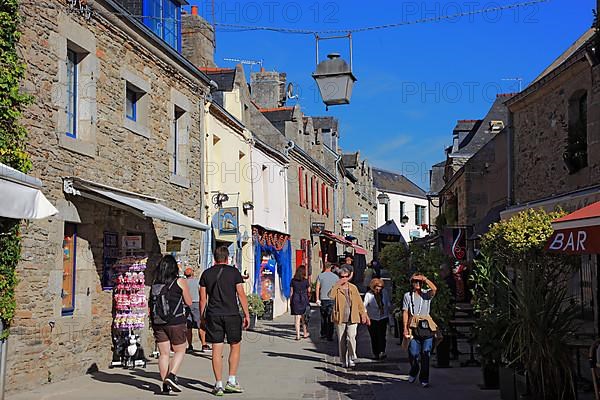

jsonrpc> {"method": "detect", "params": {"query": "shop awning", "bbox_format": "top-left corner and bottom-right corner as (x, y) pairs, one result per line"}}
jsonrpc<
(321, 231), (367, 255)
(64, 177), (209, 231)
(546, 201), (600, 254)
(0, 163), (58, 220)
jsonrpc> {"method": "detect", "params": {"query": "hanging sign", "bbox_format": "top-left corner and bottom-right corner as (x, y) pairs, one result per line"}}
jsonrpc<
(342, 218), (353, 232)
(122, 235), (142, 250)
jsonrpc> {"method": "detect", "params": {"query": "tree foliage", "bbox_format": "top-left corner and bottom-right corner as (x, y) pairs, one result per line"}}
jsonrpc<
(0, 0), (31, 339)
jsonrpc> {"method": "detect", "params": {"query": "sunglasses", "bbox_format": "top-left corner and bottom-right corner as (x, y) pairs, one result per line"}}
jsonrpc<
(340, 275), (350, 278)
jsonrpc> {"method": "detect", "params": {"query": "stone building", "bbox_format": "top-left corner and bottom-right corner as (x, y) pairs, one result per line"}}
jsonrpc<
(430, 94), (513, 259)
(500, 27), (600, 336)
(502, 28), (600, 217)
(339, 152), (377, 259)
(8, 0), (212, 392)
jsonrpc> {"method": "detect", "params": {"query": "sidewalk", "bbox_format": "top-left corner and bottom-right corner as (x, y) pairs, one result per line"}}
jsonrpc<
(8, 308), (499, 400)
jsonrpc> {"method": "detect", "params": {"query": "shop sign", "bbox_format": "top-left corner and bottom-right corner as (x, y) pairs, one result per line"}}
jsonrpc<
(360, 214), (369, 225)
(546, 226), (600, 254)
(166, 239), (183, 253)
(218, 207), (239, 234)
(409, 229), (421, 239)
(122, 235), (142, 249)
(311, 222), (325, 235)
(342, 218), (353, 232)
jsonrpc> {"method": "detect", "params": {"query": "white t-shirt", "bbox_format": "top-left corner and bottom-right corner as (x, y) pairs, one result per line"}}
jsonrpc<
(363, 291), (391, 321)
(402, 289), (434, 316)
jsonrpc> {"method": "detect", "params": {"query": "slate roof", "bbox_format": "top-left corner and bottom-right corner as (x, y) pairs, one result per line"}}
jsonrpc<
(199, 68), (236, 92)
(342, 152), (359, 169)
(372, 167), (426, 198)
(531, 28), (595, 85)
(452, 94), (513, 157)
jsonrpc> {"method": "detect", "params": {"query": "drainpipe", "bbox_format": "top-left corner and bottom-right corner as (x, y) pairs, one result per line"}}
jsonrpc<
(322, 144), (342, 233)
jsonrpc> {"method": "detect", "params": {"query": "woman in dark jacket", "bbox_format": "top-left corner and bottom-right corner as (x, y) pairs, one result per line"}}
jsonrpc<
(152, 255), (192, 394)
(289, 265), (311, 341)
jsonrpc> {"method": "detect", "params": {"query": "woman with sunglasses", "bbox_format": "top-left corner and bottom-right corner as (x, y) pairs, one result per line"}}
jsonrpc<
(402, 273), (438, 388)
(363, 278), (392, 360)
(329, 266), (370, 368)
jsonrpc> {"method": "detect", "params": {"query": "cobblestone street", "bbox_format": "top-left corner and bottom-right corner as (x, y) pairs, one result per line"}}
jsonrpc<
(8, 310), (498, 400)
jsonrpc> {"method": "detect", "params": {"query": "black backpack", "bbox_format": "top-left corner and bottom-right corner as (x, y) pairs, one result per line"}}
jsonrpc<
(150, 279), (184, 325)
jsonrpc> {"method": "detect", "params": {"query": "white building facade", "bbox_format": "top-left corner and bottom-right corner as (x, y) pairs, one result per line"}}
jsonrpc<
(373, 168), (430, 244)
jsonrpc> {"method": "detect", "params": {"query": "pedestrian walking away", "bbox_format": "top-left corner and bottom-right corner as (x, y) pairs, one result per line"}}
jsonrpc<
(184, 267), (211, 354)
(150, 255), (193, 394)
(315, 262), (338, 341)
(200, 246), (250, 396)
(402, 273), (438, 388)
(290, 265), (311, 341)
(330, 266), (370, 368)
(363, 277), (392, 360)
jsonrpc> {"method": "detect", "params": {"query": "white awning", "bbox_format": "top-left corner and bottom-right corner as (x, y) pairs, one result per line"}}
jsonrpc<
(0, 163), (58, 220)
(64, 177), (208, 231)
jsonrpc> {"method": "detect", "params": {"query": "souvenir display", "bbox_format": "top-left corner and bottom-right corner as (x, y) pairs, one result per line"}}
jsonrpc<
(110, 256), (148, 369)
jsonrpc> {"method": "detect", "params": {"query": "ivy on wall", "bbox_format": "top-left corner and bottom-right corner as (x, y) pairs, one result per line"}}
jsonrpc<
(0, 0), (32, 339)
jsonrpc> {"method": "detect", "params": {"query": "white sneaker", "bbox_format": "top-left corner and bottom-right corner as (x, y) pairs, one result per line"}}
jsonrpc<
(348, 359), (356, 367)
(408, 375), (417, 383)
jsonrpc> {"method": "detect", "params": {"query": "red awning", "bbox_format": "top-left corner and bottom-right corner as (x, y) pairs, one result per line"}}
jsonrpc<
(546, 201), (600, 254)
(321, 231), (367, 255)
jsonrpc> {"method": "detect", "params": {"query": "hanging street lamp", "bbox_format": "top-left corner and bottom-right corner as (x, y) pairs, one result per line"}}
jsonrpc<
(312, 34), (357, 109)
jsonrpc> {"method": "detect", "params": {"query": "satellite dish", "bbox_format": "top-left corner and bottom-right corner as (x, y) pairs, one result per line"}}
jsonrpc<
(286, 82), (298, 100)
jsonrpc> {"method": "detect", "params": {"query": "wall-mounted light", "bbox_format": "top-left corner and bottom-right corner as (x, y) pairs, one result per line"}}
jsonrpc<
(212, 192), (229, 209)
(377, 192), (390, 205)
(401, 215), (409, 225)
(242, 201), (254, 213)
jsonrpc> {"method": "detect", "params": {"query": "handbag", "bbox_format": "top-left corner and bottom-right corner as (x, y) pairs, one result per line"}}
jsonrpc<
(410, 292), (434, 340)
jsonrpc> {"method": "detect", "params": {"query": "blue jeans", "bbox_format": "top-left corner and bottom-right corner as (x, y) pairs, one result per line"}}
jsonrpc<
(408, 337), (433, 382)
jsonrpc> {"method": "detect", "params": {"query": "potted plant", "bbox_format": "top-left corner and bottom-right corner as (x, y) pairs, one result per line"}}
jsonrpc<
(245, 294), (265, 330)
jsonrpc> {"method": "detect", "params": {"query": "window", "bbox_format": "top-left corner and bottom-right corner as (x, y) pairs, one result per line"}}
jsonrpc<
(122, 70), (151, 138)
(62, 223), (77, 315)
(325, 187), (329, 216)
(172, 106), (184, 175)
(565, 90), (588, 174)
(311, 176), (316, 211)
(125, 86), (139, 121)
(384, 203), (389, 222)
(415, 205), (426, 225)
(399, 201), (405, 221)
(304, 174), (309, 209)
(143, 0), (182, 51)
(315, 179), (320, 213)
(321, 183), (326, 215)
(66, 49), (79, 138)
(298, 167), (304, 206)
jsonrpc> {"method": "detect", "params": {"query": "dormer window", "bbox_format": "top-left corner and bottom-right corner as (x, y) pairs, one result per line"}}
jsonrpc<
(143, 0), (182, 51)
(489, 120), (504, 133)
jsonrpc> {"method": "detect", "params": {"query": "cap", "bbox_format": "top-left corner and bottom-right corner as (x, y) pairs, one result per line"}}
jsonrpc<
(184, 267), (193, 277)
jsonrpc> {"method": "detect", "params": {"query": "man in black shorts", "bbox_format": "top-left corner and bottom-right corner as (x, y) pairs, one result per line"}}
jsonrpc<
(200, 246), (250, 396)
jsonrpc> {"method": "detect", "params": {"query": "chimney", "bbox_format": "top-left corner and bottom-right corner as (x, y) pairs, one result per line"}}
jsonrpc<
(181, 9), (216, 68)
(250, 70), (287, 109)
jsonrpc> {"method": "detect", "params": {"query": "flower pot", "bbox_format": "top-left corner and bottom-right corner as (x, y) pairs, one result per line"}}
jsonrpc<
(500, 366), (516, 400)
(435, 334), (451, 368)
(482, 363), (500, 389)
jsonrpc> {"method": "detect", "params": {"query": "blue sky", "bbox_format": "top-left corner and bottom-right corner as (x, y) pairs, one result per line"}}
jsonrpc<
(187, 0), (595, 189)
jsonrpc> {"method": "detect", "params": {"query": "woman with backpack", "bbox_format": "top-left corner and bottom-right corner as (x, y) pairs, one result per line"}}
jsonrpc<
(150, 255), (192, 394)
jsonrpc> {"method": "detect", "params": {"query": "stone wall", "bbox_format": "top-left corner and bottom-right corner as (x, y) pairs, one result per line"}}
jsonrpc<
(9, 0), (208, 392)
(510, 59), (600, 204)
